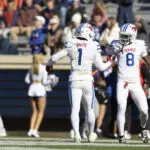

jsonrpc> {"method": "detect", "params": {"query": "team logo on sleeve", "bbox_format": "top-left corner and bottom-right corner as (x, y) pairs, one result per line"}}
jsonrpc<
(132, 26), (137, 32)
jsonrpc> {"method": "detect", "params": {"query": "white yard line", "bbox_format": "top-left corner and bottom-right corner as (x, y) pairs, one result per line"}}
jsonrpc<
(0, 139), (150, 147)
(0, 137), (140, 143)
(0, 148), (84, 150)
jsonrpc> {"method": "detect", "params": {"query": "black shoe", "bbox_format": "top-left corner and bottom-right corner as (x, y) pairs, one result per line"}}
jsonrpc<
(141, 130), (149, 143)
(119, 136), (128, 144)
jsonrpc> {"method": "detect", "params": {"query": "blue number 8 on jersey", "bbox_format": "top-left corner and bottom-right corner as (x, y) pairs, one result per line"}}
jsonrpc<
(126, 53), (134, 66)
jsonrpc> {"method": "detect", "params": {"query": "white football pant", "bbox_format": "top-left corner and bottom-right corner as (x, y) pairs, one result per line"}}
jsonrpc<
(0, 116), (7, 136)
(82, 97), (99, 133)
(117, 79), (148, 136)
(69, 80), (95, 136)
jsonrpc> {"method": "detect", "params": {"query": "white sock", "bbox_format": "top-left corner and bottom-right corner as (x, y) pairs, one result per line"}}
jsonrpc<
(117, 104), (126, 136)
(71, 108), (80, 136)
(70, 88), (82, 136)
(87, 109), (95, 134)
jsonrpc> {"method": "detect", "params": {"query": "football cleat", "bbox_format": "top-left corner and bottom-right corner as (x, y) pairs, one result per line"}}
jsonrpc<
(141, 130), (149, 143)
(81, 130), (88, 139)
(124, 130), (131, 140)
(119, 136), (128, 144)
(0, 128), (7, 137)
(147, 130), (150, 140)
(74, 134), (81, 143)
(70, 129), (75, 139)
(88, 132), (97, 143)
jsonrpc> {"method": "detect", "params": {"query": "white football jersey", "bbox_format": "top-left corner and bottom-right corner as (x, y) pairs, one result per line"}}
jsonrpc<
(48, 38), (111, 81)
(115, 39), (148, 82)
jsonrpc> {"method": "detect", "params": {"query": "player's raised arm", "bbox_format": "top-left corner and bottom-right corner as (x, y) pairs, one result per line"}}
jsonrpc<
(46, 49), (68, 72)
(140, 41), (150, 68)
(94, 52), (113, 71)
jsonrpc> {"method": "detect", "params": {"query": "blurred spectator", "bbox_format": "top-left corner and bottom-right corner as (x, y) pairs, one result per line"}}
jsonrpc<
(3, 0), (19, 27)
(117, 0), (135, 27)
(138, 0), (150, 2)
(135, 15), (150, 49)
(14, 0), (23, 8)
(0, 21), (10, 39)
(0, 34), (18, 54)
(0, 9), (4, 23)
(80, 0), (92, 4)
(65, 0), (87, 26)
(41, 0), (59, 25)
(33, 0), (45, 13)
(91, 13), (107, 41)
(0, 0), (7, 11)
(95, 76), (109, 137)
(45, 15), (63, 55)
(62, 13), (81, 43)
(0, 0), (23, 10)
(55, 0), (69, 26)
(100, 17), (120, 46)
(91, 0), (108, 26)
(10, 0), (38, 41)
(29, 16), (47, 55)
(105, 62), (118, 138)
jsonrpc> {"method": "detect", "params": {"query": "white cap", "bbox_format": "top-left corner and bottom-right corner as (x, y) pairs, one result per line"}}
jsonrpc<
(49, 17), (59, 24)
(71, 13), (82, 24)
(35, 16), (45, 25)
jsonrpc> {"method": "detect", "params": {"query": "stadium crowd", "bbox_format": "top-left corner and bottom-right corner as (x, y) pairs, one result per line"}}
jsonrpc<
(0, 0), (150, 140)
(0, 0), (149, 55)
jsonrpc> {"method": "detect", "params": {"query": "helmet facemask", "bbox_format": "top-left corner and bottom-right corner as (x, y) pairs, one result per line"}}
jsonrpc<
(119, 33), (131, 45)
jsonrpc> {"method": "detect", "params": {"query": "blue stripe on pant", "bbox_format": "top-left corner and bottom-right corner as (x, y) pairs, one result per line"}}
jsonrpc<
(68, 86), (72, 106)
(91, 86), (95, 109)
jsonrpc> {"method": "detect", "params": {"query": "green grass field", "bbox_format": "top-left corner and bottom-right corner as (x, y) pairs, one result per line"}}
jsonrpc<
(0, 137), (150, 150)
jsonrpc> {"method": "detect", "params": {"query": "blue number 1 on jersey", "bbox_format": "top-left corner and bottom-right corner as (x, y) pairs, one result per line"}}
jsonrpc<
(78, 48), (82, 65)
(126, 53), (134, 66)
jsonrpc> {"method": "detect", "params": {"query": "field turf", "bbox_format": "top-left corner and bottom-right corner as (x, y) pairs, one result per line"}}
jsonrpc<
(0, 137), (150, 150)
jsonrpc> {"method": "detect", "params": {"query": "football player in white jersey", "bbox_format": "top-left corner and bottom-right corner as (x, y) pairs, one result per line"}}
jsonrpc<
(110, 23), (150, 143)
(46, 23), (113, 143)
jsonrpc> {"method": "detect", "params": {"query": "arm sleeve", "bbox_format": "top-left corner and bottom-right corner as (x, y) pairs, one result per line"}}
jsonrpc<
(47, 49), (68, 66)
(94, 53), (112, 71)
(25, 70), (31, 84)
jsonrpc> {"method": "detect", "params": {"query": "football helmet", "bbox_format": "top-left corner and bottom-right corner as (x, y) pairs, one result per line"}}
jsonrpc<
(75, 23), (95, 40)
(119, 23), (137, 45)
